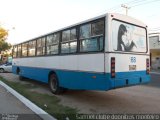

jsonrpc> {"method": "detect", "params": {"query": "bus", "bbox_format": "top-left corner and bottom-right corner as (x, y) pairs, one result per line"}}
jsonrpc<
(12, 13), (150, 94)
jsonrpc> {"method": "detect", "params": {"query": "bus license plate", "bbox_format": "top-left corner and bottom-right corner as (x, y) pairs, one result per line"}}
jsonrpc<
(129, 65), (136, 71)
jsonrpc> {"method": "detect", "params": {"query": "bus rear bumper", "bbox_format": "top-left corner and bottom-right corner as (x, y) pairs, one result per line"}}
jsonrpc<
(113, 76), (150, 88)
(110, 71), (150, 89)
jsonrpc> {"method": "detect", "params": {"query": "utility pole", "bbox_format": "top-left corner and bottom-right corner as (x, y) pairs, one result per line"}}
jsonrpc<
(121, 4), (130, 16)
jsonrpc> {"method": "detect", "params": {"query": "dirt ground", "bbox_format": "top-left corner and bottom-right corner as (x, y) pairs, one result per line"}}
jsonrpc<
(1, 73), (160, 114)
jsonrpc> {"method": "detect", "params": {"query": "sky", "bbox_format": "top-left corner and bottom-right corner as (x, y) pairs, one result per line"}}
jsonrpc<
(0, 0), (160, 45)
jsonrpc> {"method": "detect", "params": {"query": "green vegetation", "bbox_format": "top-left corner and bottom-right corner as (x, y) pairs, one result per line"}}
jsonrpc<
(0, 40), (12, 52)
(0, 27), (8, 41)
(0, 26), (11, 53)
(0, 76), (78, 120)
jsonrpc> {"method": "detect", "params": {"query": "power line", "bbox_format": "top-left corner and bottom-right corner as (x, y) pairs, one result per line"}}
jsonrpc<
(107, 0), (160, 13)
(106, 0), (143, 12)
(151, 27), (160, 29)
(149, 28), (160, 31)
(125, 0), (146, 5)
(130, 0), (160, 7)
(123, 0), (160, 16)
(94, 0), (160, 17)
(120, 0), (146, 15)
(107, 0), (148, 12)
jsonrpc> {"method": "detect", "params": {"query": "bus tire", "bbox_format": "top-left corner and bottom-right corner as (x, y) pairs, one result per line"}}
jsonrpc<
(19, 76), (25, 81)
(49, 74), (63, 94)
(17, 68), (24, 81)
(0, 68), (4, 73)
(16, 67), (20, 74)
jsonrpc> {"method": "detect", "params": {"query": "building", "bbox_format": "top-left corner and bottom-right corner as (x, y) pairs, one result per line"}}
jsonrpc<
(149, 33), (160, 70)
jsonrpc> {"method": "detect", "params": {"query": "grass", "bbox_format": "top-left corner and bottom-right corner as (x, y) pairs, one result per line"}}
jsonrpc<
(0, 76), (78, 120)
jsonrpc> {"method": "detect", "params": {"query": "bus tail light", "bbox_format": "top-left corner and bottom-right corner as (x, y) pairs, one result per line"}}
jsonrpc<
(146, 58), (150, 74)
(111, 57), (115, 78)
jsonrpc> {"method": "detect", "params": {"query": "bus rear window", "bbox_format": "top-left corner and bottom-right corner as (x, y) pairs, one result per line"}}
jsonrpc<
(112, 20), (147, 53)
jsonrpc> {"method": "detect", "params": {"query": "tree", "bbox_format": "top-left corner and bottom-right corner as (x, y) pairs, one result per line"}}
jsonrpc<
(0, 27), (8, 41)
(0, 26), (11, 53)
(0, 40), (12, 52)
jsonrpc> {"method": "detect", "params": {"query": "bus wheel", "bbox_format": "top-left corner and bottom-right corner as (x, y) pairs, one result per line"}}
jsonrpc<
(19, 76), (25, 81)
(17, 68), (25, 81)
(49, 74), (63, 94)
(0, 68), (4, 73)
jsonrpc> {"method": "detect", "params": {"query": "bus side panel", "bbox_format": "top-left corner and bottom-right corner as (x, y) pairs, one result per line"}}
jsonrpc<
(12, 65), (111, 90)
(12, 65), (49, 83)
(12, 54), (105, 73)
(12, 54), (110, 90)
(56, 70), (110, 90)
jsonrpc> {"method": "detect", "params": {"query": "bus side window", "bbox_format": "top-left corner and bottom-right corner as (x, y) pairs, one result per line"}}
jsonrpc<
(61, 28), (77, 54)
(28, 40), (36, 56)
(46, 33), (59, 55)
(22, 43), (28, 57)
(79, 19), (104, 52)
(36, 37), (45, 56)
(13, 46), (18, 58)
(92, 20), (104, 36)
(17, 44), (22, 58)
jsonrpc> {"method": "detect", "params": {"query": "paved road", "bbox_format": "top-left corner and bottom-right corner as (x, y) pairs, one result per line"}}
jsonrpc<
(0, 73), (160, 114)
(0, 84), (41, 120)
(146, 72), (160, 88)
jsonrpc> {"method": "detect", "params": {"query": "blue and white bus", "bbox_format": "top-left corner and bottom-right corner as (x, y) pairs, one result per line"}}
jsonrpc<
(12, 13), (150, 94)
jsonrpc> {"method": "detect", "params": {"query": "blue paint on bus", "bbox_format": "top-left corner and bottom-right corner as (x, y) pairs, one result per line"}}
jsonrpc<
(12, 65), (150, 91)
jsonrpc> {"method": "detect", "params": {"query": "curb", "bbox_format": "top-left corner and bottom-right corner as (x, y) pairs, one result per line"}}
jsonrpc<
(0, 81), (56, 120)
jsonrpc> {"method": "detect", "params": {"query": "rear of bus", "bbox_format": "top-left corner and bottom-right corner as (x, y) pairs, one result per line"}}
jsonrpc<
(106, 13), (150, 89)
